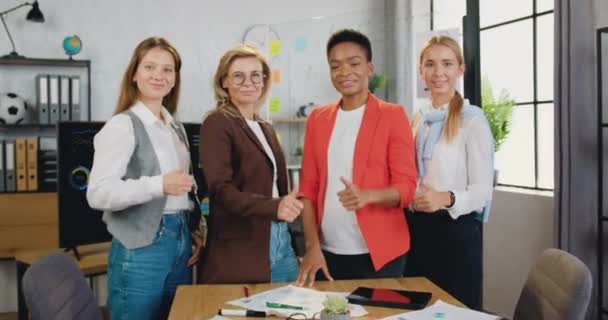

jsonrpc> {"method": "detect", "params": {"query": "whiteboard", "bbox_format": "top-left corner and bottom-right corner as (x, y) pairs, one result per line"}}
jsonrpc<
(241, 9), (386, 164)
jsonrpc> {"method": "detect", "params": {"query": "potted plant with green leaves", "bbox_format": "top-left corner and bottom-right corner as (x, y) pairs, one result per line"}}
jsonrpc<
(294, 146), (303, 161)
(481, 75), (514, 186)
(320, 295), (351, 320)
(368, 73), (386, 94)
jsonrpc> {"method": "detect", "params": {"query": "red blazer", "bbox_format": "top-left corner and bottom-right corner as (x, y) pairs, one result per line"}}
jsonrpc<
(299, 94), (417, 270)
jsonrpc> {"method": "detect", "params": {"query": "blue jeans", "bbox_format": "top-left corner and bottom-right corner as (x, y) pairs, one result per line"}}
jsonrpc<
(107, 213), (192, 320)
(269, 221), (299, 282)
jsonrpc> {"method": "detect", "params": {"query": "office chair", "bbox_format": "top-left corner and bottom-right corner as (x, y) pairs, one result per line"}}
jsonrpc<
(513, 248), (592, 320)
(22, 252), (102, 320)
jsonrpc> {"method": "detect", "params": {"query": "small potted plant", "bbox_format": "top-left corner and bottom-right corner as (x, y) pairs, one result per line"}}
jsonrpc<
(320, 295), (351, 320)
(293, 145), (303, 165)
(481, 75), (514, 185)
(368, 73), (386, 94)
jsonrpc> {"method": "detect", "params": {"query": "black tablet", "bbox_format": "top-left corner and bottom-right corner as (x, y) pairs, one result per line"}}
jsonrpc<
(346, 287), (432, 310)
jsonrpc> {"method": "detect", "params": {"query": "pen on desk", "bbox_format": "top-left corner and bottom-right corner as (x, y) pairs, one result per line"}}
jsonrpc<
(265, 301), (304, 310)
(218, 309), (266, 317)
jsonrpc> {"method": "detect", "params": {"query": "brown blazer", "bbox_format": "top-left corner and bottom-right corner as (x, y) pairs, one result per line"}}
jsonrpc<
(197, 110), (288, 283)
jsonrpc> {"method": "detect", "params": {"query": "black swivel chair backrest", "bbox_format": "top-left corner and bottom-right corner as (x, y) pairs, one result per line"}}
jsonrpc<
(513, 248), (592, 320)
(22, 252), (102, 320)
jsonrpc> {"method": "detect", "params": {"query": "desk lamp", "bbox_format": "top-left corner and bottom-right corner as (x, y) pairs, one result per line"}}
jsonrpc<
(0, 1), (44, 58)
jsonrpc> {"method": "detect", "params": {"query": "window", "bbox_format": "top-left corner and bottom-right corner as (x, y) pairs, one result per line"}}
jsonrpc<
(480, 1), (554, 190)
(481, 20), (537, 188)
(431, 0), (554, 190)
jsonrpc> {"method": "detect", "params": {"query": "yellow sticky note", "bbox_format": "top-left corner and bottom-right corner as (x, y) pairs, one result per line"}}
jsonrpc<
(272, 68), (281, 83)
(276, 133), (281, 143)
(269, 97), (281, 113)
(269, 40), (281, 56)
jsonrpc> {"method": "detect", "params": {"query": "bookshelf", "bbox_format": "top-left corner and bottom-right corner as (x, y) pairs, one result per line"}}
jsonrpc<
(0, 192), (58, 256)
(0, 56), (92, 193)
(0, 56), (92, 125)
(0, 57), (92, 257)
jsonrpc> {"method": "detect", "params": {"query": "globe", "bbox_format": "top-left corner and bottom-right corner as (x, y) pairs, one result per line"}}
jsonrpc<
(63, 35), (82, 57)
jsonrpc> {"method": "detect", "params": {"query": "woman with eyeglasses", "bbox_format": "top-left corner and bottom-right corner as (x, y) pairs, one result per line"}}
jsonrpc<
(197, 45), (303, 283)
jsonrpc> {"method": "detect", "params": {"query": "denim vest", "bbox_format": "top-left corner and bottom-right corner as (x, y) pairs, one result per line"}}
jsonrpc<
(102, 111), (167, 249)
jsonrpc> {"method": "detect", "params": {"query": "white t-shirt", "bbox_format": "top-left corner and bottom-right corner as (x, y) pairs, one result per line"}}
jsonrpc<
(246, 119), (278, 197)
(321, 104), (369, 254)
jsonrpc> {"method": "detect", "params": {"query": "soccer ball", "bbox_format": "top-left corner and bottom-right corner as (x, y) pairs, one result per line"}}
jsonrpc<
(0, 92), (30, 125)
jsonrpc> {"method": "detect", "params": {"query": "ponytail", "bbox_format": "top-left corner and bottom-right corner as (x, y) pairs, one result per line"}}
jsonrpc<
(444, 91), (463, 142)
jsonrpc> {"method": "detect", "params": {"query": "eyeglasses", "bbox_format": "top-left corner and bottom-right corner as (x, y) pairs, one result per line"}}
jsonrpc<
(228, 71), (266, 86)
(286, 312), (320, 320)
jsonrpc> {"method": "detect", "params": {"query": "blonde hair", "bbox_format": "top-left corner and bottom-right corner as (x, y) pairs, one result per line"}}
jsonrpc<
(211, 45), (271, 121)
(114, 37), (182, 115)
(419, 35), (464, 143)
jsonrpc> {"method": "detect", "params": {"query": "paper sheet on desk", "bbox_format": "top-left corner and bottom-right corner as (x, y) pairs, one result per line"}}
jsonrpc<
(228, 285), (368, 318)
(381, 300), (500, 320)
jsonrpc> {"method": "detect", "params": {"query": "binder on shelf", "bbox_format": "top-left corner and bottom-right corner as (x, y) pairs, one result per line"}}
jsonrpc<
(15, 138), (27, 191)
(70, 76), (81, 121)
(0, 140), (4, 192)
(38, 136), (57, 192)
(49, 75), (60, 124)
(26, 138), (38, 191)
(5, 140), (16, 192)
(59, 76), (71, 122)
(36, 74), (49, 124)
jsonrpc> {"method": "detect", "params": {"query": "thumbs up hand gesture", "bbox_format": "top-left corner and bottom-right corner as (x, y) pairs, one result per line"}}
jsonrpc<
(277, 187), (304, 223)
(337, 177), (369, 211)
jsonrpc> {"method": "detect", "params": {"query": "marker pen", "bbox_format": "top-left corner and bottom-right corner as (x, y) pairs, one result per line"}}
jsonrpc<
(218, 309), (266, 317)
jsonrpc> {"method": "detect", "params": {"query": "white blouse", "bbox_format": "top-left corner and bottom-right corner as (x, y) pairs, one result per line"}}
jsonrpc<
(245, 119), (279, 198)
(414, 101), (494, 220)
(87, 101), (191, 213)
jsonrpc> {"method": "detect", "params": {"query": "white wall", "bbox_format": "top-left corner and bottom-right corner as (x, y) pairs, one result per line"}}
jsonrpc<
(0, 0), (386, 313)
(0, 262), (17, 314)
(597, 0), (608, 27)
(483, 189), (555, 318)
(0, 0), (385, 122)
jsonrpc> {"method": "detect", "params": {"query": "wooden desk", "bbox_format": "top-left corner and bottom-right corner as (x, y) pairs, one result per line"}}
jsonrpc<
(15, 242), (110, 320)
(169, 277), (463, 320)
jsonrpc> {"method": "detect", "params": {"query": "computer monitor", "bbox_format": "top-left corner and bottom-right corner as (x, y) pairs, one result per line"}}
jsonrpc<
(182, 122), (207, 199)
(57, 121), (110, 253)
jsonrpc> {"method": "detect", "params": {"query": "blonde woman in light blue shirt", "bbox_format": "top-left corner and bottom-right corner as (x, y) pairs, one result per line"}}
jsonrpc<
(405, 35), (494, 310)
